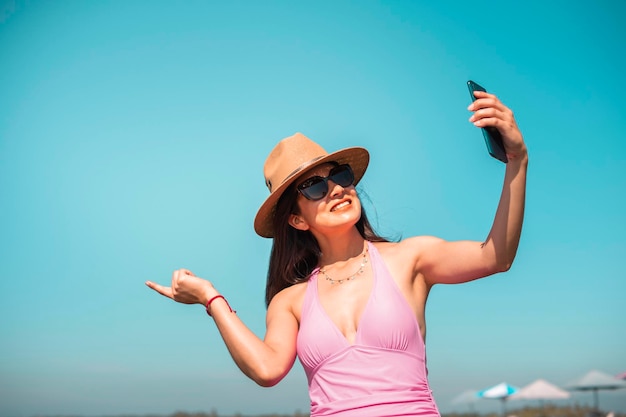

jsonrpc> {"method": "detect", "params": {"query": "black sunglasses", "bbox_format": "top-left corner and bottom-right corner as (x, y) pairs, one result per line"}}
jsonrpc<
(296, 164), (355, 201)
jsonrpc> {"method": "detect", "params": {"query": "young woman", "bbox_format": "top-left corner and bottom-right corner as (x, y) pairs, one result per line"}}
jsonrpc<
(146, 90), (528, 416)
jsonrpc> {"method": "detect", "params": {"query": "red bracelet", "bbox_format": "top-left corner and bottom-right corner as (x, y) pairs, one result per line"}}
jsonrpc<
(205, 295), (235, 317)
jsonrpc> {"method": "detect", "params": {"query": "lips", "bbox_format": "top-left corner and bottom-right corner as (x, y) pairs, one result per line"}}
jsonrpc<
(330, 199), (351, 212)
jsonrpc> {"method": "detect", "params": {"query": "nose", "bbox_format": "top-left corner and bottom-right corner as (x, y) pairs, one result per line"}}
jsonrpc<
(327, 179), (345, 198)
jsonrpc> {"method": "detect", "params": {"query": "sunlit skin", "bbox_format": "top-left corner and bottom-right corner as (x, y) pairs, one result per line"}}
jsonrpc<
(289, 162), (363, 245)
(145, 90), (528, 388)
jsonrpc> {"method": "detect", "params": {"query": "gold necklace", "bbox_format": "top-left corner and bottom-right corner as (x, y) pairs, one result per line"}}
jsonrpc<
(320, 245), (369, 285)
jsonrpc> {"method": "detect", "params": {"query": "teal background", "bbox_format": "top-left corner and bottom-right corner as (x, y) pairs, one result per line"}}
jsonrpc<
(1, 1), (624, 415)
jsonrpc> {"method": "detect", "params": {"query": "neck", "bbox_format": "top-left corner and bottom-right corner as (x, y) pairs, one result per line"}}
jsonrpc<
(315, 227), (366, 265)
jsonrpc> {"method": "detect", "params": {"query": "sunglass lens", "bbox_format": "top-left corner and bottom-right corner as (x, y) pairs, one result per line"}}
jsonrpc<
(300, 177), (327, 200)
(297, 164), (355, 201)
(330, 165), (354, 187)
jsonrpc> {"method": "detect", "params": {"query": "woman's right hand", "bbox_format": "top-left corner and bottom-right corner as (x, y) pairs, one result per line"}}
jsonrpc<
(146, 269), (217, 305)
(147, 268), (299, 387)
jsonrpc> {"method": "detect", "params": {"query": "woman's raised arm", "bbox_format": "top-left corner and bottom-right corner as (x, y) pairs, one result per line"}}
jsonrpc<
(412, 90), (528, 285)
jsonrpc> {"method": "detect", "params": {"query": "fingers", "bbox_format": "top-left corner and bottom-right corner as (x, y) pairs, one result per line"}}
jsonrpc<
(468, 92), (514, 127)
(468, 93), (507, 113)
(470, 89), (496, 100)
(145, 280), (174, 300)
(171, 268), (195, 284)
(471, 116), (506, 130)
(466, 91), (526, 158)
(179, 268), (195, 277)
(148, 269), (212, 306)
(469, 107), (504, 125)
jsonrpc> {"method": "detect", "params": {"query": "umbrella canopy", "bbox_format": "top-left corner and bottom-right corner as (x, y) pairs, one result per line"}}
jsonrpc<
(566, 370), (626, 410)
(451, 389), (480, 413)
(567, 370), (626, 391)
(478, 382), (519, 399)
(478, 382), (519, 417)
(510, 378), (570, 400)
(451, 389), (480, 405)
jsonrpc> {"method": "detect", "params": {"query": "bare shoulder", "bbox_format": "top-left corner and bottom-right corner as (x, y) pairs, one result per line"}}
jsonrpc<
(269, 281), (308, 321)
(371, 236), (448, 285)
(371, 237), (442, 304)
(372, 236), (445, 260)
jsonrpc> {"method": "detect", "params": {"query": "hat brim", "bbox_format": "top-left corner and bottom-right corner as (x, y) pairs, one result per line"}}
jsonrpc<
(254, 147), (370, 238)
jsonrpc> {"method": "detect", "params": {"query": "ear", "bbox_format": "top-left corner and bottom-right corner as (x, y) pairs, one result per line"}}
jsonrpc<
(288, 214), (309, 231)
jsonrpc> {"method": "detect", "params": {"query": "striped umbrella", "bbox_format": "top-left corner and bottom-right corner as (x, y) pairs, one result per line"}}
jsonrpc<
(477, 382), (519, 417)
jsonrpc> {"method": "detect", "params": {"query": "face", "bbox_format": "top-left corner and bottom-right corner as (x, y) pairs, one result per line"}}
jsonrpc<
(289, 163), (362, 236)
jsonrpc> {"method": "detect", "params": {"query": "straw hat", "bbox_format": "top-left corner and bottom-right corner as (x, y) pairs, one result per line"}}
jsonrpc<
(254, 132), (370, 238)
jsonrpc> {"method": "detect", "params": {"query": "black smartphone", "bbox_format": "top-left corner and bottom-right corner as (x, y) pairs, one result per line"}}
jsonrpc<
(467, 80), (508, 163)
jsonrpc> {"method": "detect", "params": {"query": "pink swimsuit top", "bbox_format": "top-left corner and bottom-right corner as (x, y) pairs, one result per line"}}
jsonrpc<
(296, 241), (440, 417)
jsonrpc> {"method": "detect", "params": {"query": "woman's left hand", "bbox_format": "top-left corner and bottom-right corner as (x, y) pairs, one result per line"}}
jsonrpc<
(469, 90), (527, 161)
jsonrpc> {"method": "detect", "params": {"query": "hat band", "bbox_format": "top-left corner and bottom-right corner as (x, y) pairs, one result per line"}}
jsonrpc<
(266, 154), (326, 192)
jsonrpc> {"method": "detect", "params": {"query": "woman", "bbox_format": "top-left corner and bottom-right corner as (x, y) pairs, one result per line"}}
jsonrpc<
(146, 90), (528, 416)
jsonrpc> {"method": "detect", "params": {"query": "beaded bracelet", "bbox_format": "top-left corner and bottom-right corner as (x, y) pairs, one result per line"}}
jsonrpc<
(205, 295), (236, 317)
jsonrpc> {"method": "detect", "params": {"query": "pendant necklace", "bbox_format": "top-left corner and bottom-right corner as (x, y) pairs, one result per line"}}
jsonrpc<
(320, 244), (369, 285)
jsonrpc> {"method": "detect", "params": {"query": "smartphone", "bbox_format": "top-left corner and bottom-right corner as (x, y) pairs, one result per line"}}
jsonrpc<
(467, 80), (508, 163)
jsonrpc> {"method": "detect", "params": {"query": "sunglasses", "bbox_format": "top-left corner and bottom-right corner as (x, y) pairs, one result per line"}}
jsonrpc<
(296, 164), (355, 201)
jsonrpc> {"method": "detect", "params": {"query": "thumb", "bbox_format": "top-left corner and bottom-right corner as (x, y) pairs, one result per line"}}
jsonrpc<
(145, 281), (174, 300)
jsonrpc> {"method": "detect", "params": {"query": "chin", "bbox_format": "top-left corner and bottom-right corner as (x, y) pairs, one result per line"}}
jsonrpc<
(327, 210), (362, 230)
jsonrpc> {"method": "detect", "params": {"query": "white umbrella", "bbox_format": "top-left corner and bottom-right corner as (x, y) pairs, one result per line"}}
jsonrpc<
(510, 379), (570, 416)
(510, 379), (570, 400)
(566, 370), (626, 410)
(478, 382), (519, 417)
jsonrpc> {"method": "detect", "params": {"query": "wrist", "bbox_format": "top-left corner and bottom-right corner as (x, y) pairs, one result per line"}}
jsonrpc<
(202, 288), (220, 306)
(205, 295), (236, 317)
(506, 147), (528, 165)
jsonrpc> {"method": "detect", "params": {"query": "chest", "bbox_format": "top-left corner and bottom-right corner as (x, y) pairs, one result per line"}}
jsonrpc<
(296, 270), (423, 370)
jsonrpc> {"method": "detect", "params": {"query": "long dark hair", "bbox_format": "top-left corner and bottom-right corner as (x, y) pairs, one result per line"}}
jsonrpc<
(265, 182), (388, 307)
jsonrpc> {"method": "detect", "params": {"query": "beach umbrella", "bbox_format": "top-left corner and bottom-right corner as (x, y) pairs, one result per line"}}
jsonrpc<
(477, 382), (519, 417)
(510, 379), (570, 416)
(510, 378), (570, 400)
(451, 389), (480, 413)
(616, 371), (626, 380)
(566, 370), (626, 410)
(478, 382), (519, 399)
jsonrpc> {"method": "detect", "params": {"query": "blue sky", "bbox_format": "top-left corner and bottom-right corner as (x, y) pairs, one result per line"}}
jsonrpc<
(1, 1), (624, 416)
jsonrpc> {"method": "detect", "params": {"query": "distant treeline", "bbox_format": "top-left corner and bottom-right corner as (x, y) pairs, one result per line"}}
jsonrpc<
(32, 405), (626, 417)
